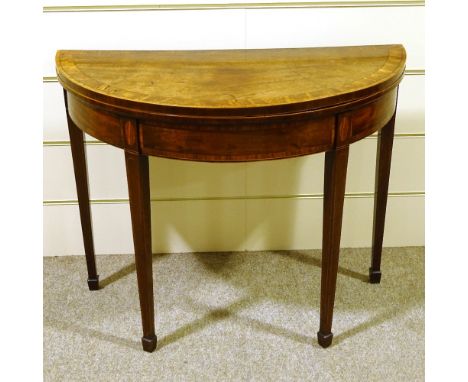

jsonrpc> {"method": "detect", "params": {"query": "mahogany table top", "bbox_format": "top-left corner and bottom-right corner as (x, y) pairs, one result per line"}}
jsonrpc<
(56, 45), (406, 118)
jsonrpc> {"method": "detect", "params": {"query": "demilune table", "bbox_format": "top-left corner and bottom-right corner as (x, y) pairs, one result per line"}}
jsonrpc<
(56, 45), (406, 352)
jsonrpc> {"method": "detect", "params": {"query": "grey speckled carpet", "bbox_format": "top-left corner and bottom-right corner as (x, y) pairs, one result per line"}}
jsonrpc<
(44, 247), (424, 381)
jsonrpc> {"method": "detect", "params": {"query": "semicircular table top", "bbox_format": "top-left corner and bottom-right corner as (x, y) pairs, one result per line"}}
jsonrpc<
(56, 44), (406, 117)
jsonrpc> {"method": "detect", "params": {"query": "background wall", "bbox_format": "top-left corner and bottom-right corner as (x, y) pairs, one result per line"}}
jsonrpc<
(43, 0), (425, 256)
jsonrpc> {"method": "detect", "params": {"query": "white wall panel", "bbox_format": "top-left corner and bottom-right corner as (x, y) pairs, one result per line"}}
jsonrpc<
(43, 144), (128, 200)
(43, 145), (76, 200)
(43, 195), (424, 256)
(245, 6), (424, 69)
(151, 199), (246, 252)
(43, 81), (102, 141)
(396, 75), (425, 134)
(43, 81), (67, 141)
(347, 136), (425, 193)
(388, 137), (424, 191)
(44, 203), (134, 256)
(43, 136), (424, 201)
(44, 200), (246, 255)
(43, 9), (246, 76)
(244, 137), (424, 196)
(244, 195), (424, 250)
(149, 158), (246, 198)
(44, 145), (247, 200)
(245, 155), (323, 196)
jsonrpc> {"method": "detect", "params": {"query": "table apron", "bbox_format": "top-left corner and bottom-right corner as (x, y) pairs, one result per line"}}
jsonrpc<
(66, 87), (398, 161)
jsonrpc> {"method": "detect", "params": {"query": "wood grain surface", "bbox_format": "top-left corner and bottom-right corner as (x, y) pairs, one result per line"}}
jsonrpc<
(56, 45), (405, 117)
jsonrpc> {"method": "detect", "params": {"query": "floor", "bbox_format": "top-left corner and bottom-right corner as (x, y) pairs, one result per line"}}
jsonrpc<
(44, 247), (424, 381)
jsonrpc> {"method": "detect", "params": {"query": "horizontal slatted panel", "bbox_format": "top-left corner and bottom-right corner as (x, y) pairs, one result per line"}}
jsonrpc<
(43, 5), (424, 255)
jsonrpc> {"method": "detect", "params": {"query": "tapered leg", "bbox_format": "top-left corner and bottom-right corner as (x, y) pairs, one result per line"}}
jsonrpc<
(369, 113), (396, 284)
(64, 91), (99, 291)
(125, 151), (157, 352)
(317, 146), (349, 348)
